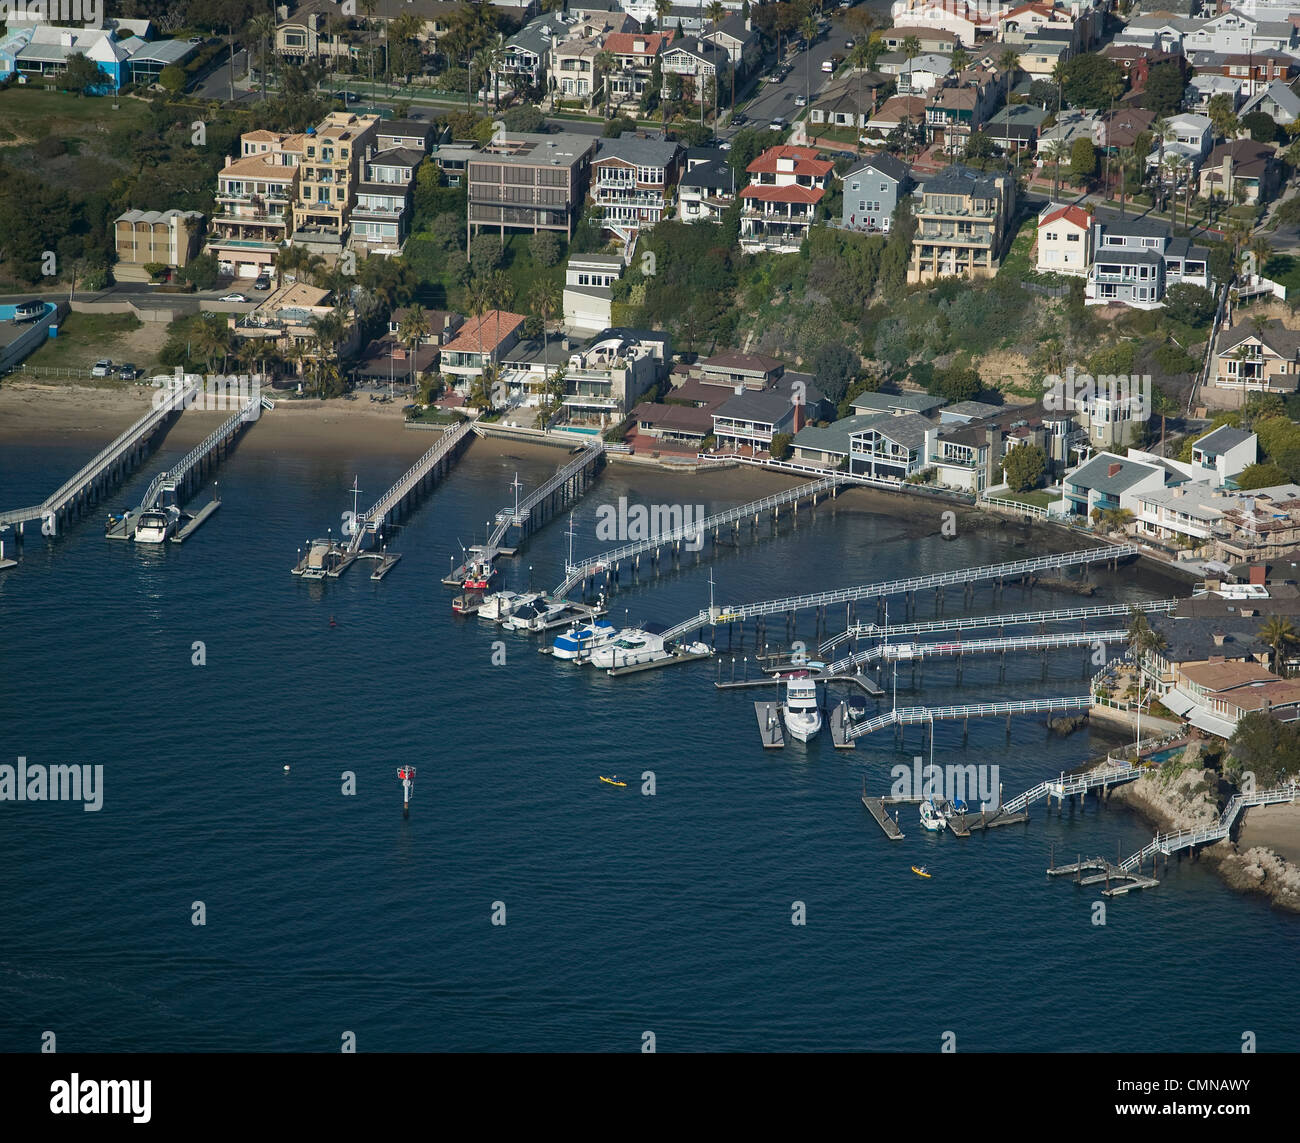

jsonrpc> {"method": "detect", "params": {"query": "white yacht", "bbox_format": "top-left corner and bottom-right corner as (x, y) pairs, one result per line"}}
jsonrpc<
(478, 590), (540, 622)
(551, 617), (617, 661)
(590, 623), (671, 669)
(503, 598), (568, 633)
(782, 676), (822, 742)
(919, 799), (948, 832)
(134, 505), (180, 544)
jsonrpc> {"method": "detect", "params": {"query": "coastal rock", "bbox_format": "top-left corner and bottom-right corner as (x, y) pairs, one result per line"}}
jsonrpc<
(1047, 713), (1089, 736)
(1108, 764), (1220, 832)
(1219, 847), (1300, 913)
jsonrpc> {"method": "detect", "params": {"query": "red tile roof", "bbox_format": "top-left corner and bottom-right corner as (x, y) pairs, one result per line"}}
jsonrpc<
(746, 145), (834, 178)
(604, 31), (675, 56)
(741, 183), (825, 204)
(1039, 204), (1092, 230)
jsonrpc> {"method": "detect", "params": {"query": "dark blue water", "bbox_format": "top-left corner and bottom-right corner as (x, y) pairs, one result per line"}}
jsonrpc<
(2, 431), (1298, 1053)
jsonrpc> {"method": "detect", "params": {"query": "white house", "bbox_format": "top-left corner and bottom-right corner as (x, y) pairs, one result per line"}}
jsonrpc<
(563, 253), (624, 334)
(1036, 202), (1092, 277)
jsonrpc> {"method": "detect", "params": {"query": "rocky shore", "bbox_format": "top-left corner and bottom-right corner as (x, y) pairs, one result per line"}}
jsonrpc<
(1105, 742), (1300, 912)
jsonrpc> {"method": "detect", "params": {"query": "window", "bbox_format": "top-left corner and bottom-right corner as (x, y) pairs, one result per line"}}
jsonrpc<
(1045, 231), (1057, 241)
(1066, 233), (1080, 242)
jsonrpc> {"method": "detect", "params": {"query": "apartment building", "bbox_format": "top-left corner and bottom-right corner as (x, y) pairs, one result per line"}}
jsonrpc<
(467, 133), (597, 253)
(1035, 202), (1092, 276)
(113, 209), (204, 282)
(294, 112), (380, 259)
(351, 146), (423, 257)
(738, 145), (834, 255)
(907, 164), (1015, 284)
(206, 130), (304, 281)
(559, 328), (672, 421)
(591, 135), (682, 241)
(603, 30), (676, 110)
(563, 253), (625, 333)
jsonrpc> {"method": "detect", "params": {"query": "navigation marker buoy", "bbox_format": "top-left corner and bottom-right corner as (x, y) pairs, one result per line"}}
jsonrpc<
(283, 765), (290, 772)
(397, 765), (416, 818)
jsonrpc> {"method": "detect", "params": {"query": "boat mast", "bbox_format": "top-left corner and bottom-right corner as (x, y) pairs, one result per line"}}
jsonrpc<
(511, 471), (522, 523)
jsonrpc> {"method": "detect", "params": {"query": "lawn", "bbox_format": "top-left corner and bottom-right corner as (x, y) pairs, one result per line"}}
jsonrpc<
(0, 86), (152, 134)
(1263, 254), (1300, 295)
(997, 217), (1037, 281)
(999, 488), (1057, 509)
(21, 312), (149, 374)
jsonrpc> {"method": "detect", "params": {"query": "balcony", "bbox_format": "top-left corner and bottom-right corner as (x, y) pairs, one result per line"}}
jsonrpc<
(917, 228), (993, 246)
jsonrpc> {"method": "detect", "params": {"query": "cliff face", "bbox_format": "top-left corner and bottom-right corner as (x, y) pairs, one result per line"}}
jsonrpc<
(1105, 743), (1300, 912)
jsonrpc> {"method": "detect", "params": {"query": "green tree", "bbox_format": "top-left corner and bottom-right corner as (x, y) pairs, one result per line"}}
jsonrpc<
(769, 431), (793, 460)
(1235, 462), (1290, 490)
(811, 342), (859, 405)
(158, 64), (187, 96)
(1163, 282), (1216, 327)
(1207, 93), (1239, 142)
(1258, 616), (1299, 677)
(1061, 53), (1123, 109)
(1140, 61), (1184, 116)
(1241, 111), (1281, 143)
(1230, 711), (1300, 787)
(61, 53), (109, 95)
(1070, 136), (1097, 181)
(1002, 443), (1046, 492)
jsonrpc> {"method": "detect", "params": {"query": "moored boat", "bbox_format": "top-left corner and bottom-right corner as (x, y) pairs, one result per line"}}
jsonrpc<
(782, 676), (822, 742)
(552, 617), (617, 661)
(919, 799), (947, 832)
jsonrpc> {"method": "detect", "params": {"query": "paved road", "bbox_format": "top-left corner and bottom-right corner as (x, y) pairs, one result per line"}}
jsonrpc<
(194, 48), (254, 103)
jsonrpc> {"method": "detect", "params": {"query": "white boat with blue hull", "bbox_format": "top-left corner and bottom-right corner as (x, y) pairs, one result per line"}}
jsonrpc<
(552, 617), (617, 661)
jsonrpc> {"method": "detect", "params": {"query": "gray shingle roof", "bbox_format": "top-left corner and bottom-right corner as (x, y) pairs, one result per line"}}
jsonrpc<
(851, 411), (932, 451)
(1195, 425), (1255, 455)
(715, 388), (799, 425)
(1068, 453), (1163, 495)
(595, 135), (680, 169)
(851, 390), (945, 414)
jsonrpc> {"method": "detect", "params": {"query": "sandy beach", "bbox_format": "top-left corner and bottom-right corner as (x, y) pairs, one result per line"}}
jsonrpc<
(1237, 803), (1300, 866)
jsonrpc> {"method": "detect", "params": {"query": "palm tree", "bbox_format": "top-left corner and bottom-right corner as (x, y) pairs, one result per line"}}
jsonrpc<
(249, 11), (276, 102)
(399, 303), (430, 390)
(1126, 607), (1168, 747)
(1249, 235), (1272, 280)
(950, 47), (970, 74)
(1116, 146), (1134, 217)
(901, 34), (920, 98)
(800, 13), (817, 110)
(849, 39), (872, 153)
(359, 0), (378, 92)
(655, 0), (672, 38)
(529, 278), (561, 399)
(1044, 138), (1069, 200)
(1050, 58), (1067, 119)
(1159, 152), (1184, 214)
(708, 0), (725, 122)
(595, 49), (615, 117)
(1259, 616), (1298, 677)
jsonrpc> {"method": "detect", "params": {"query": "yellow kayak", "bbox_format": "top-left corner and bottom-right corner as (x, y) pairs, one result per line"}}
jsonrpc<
(599, 776), (627, 787)
(911, 865), (931, 879)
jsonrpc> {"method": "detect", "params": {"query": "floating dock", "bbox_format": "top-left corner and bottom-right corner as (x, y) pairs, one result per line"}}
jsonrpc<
(171, 498), (220, 543)
(830, 702), (856, 750)
(606, 648), (713, 677)
(862, 795), (905, 840)
(754, 701), (785, 748)
(1047, 857), (1160, 896)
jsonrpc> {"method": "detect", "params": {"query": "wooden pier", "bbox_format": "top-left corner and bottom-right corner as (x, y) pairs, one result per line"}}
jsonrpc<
(754, 702), (785, 748)
(830, 702), (856, 750)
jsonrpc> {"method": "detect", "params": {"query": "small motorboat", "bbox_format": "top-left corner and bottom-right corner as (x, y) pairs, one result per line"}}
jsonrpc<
(599, 775), (627, 787)
(462, 558), (495, 592)
(911, 865), (931, 879)
(452, 591), (483, 614)
(919, 799), (947, 832)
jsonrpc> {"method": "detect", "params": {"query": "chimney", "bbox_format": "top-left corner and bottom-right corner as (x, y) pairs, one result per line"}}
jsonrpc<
(1212, 632), (1226, 646)
(1107, 462), (1121, 477)
(1250, 565), (1266, 585)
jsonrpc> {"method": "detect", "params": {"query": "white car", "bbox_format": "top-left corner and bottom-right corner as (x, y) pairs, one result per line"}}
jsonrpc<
(91, 359), (114, 377)
(794, 94), (807, 107)
(220, 292), (250, 303)
(769, 119), (786, 131)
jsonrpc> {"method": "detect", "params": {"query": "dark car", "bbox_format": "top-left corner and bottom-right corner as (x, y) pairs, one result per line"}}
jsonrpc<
(117, 363), (140, 381)
(253, 275), (272, 291)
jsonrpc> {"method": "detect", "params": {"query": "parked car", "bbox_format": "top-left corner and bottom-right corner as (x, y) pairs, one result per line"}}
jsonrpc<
(332, 91), (360, 104)
(91, 359), (114, 377)
(770, 118), (787, 131)
(794, 94), (807, 107)
(822, 59), (835, 73)
(220, 292), (250, 303)
(845, 39), (855, 50)
(253, 275), (271, 291)
(117, 363), (140, 381)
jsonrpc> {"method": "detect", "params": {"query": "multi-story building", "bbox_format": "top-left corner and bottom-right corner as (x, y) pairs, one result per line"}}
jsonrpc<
(439, 310), (528, 392)
(1182, 9), (1297, 59)
(350, 146), (422, 257)
(1198, 139), (1283, 206)
(230, 281), (361, 373)
(294, 112), (380, 259)
(906, 164), (1015, 284)
(560, 328), (672, 422)
(807, 72), (894, 131)
(563, 253), (626, 333)
(1036, 202), (1092, 277)
(591, 135), (682, 241)
(678, 151), (736, 223)
(660, 38), (726, 107)
(738, 145), (834, 255)
(496, 14), (558, 95)
(113, 209), (205, 283)
(603, 30), (676, 110)
(841, 153), (912, 234)
(552, 36), (604, 107)
(1240, 79), (1300, 126)
(1193, 51), (1297, 98)
(207, 131), (304, 281)
(1084, 214), (1211, 309)
(467, 133), (597, 253)
(373, 119), (435, 154)
(1212, 319), (1300, 401)
(924, 69), (1000, 154)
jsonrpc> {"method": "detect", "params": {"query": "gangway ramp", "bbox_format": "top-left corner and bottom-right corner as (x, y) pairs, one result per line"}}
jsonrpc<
(660, 545), (1138, 644)
(826, 628), (1128, 674)
(843, 695), (1093, 741)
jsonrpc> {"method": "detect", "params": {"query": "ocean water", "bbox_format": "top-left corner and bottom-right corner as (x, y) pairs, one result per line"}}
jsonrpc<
(2, 432), (1298, 1053)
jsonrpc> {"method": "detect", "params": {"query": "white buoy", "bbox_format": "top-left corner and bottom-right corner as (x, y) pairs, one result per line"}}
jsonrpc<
(283, 765), (290, 772)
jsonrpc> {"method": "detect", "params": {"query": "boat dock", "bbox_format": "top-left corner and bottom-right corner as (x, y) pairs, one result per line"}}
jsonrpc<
(830, 701), (856, 749)
(861, 792), (906, 839)
(657, 545), (1138, 644)
(827, 628), (1128, 672)
(843, 695), (1092, 742)
(2, 380), (198, 542)
(554, 476), (846, 598)
(754, 702), (785, 748)
(105, 389), (269, 542)
(713, 656), (884, 696)
(1047, 857), (1160, 896)
(444, 442), (604, 585)
(606, 647), (713, 677)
